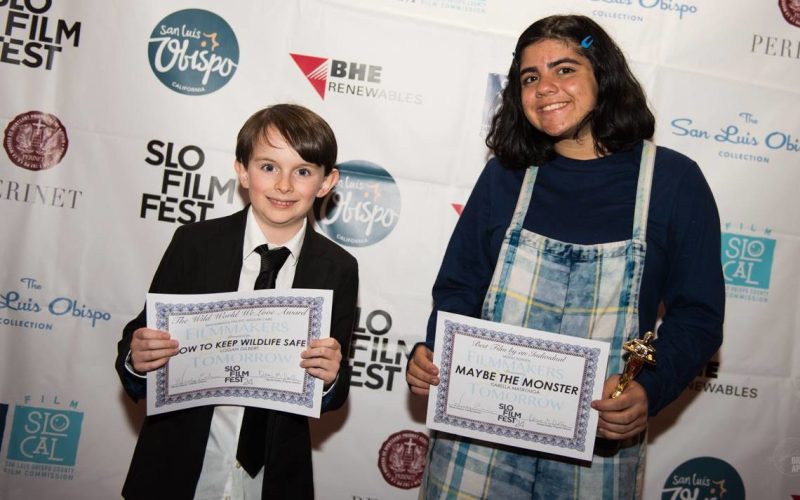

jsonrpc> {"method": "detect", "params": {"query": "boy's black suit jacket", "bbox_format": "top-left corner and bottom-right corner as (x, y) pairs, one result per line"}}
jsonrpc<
(115, 207), (359, 500)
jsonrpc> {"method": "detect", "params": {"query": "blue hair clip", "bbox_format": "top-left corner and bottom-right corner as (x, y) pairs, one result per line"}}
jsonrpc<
(581, 36), (594, 49)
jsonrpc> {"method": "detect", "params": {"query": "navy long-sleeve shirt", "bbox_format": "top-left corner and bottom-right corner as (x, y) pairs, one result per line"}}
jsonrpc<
(425, 142), (724, 415)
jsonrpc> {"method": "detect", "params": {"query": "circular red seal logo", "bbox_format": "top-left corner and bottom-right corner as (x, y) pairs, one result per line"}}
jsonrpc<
(378, 430), (429, 489)
(779, 0), (800, 27)
(3, 111), (69, 171)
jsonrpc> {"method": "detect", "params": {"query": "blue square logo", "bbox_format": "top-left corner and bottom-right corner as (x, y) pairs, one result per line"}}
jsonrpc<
(721, 233), (775, 289)
(7, 406), (83, 466)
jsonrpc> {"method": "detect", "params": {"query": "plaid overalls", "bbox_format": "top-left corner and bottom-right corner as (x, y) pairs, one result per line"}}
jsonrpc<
(422, 141), (656, 499)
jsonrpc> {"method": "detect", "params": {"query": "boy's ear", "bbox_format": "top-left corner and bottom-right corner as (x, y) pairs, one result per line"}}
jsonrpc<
(316, 168), (340, 198)
(234, 160), (250, 188)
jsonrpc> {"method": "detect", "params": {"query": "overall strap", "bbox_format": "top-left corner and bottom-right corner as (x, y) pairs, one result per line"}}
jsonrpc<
(509, 166), (538, 233)
(631, 140), (657, 242)
(483, 166), (537, 322)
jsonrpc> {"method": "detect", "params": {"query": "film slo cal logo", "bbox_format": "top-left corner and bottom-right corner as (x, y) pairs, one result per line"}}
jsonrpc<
(148, 9), (239, 95)
(3, 395), (84, 481)
(315, 161), (401, 247)
(721, 225), (775, 303)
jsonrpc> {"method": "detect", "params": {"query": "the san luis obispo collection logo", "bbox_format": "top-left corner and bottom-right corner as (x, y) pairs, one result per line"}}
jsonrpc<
(670, 111), (799, 164)
(148, 9), (239, 95)
(3, 111), (68, 171)
(1, 276), (111, 332)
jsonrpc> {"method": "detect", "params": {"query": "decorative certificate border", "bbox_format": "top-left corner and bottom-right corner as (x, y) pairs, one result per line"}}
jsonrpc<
(433, 319), (601, 452)
(152, 295), (325, 409)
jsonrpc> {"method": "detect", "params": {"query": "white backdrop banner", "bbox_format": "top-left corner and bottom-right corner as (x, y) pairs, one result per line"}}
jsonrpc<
(1, 1), (798, 499)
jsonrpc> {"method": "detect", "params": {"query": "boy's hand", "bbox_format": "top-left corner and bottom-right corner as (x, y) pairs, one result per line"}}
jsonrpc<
(406, 345), (440, 396)
(591, 375), (648, 440)
(130, 328), (179, 374)
(300, 338), (341, 386)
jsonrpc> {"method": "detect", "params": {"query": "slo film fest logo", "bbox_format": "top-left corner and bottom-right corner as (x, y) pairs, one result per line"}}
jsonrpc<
(589, 0), (700, 24)
(3, 395), (84, 481)
(314, 160), (401, 248)
(662, 457), (745, 500)
(378, 430), (429, 489)
(290, 53), (423, 104)
(148, 9), (238, 95)
(2, 110), (83, 209)
(670, 111), (799, 164)
(1, 276), (111, 332)
(139, 139), (237, 224)
(721, 223), (776, 303)
(0, 0), (81, 70)
(348, 307), (412, 392)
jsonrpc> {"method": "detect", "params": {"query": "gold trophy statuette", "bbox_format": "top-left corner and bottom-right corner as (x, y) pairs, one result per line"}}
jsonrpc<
(610, 331), (656, 399)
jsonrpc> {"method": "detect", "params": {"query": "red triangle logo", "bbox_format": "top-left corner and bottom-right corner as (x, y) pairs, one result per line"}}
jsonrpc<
(451, 203), (464, 215)
(290, 53), (328, 99)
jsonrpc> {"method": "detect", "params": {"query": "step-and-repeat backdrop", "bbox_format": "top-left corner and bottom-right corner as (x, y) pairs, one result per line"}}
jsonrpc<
(1, 1), (798, 498)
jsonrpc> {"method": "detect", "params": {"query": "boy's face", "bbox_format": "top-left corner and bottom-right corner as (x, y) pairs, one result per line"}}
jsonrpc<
(234, 127), (338, 244)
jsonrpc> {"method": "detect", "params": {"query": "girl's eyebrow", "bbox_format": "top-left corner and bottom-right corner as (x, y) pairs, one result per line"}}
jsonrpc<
(520, 57), (583, 76)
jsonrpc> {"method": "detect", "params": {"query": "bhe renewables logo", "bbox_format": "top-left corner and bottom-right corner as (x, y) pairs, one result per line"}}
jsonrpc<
(290, 53), (422, 104)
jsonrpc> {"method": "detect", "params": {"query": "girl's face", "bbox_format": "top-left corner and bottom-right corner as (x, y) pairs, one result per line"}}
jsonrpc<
(519, 38), (599, 158)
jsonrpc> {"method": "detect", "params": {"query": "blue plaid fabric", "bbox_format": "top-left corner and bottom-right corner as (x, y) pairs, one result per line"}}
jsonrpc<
(422, 142), (656, 500)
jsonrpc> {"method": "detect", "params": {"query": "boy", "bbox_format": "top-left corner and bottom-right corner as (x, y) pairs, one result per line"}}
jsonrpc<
(115, 104), (359, 499)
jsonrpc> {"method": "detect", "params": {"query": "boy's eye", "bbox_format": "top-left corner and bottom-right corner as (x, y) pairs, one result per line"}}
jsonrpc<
(260, 163), (277, 172)
(557, 66), (574, 75)
(296, 167), (311, 177)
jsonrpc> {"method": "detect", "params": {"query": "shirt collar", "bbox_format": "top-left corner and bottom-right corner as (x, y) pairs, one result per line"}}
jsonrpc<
(243, 207), (305, 267)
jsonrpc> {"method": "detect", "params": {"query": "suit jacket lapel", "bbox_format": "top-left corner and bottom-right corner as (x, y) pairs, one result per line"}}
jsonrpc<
(293, 227), (327, 289)
(214, 207), (247, 292)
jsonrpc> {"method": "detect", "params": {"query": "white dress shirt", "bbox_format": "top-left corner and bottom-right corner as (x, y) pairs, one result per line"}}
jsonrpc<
(193, 209), (306, 500)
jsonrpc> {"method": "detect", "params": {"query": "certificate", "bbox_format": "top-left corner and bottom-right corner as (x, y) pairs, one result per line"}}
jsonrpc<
(145, 289), (332, 418)
(426, 312), (609, 461)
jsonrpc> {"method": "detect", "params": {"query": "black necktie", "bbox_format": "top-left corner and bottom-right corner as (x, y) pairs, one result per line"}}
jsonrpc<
(236, 244), (291, 477)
